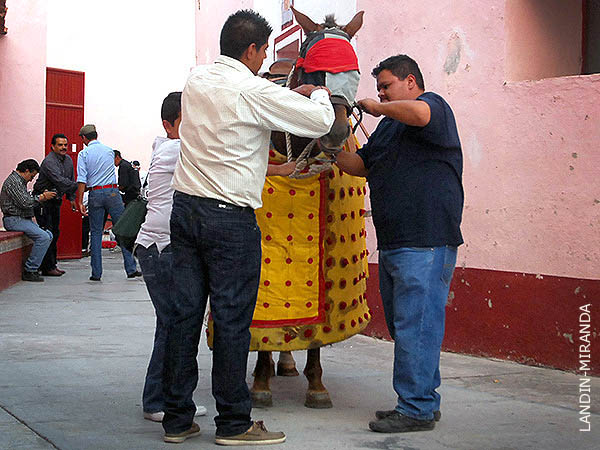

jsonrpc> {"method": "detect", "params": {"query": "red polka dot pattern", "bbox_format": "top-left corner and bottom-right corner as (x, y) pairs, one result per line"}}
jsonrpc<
(236, 149), (369, 351)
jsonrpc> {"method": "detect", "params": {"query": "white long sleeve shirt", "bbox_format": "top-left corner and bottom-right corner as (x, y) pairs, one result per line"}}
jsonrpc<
(135, 137), (180, 252)
(172, 55), (335, 209)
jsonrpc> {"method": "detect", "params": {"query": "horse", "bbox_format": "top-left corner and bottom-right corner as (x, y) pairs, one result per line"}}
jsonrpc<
(250, 7), (367, 410)
(270, 7), (365, 178)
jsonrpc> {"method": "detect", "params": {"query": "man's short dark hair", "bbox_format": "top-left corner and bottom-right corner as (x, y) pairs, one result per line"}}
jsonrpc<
(113, 150), (122, 159)
(16, 159), (40, 173)
(220, 9), (272, 60)
(161, 92), (182, 126)
(372, 55), (425, 90)
(83, 131), (98, 140)
(51, 133), (68, 145)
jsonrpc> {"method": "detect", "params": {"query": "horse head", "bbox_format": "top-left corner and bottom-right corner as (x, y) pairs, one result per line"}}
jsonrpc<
(271, 8), (364, 165)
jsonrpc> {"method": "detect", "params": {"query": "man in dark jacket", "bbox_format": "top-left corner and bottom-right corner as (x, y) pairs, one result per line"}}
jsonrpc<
(33, 133), (78, 276)
(113, 150), (141, 206)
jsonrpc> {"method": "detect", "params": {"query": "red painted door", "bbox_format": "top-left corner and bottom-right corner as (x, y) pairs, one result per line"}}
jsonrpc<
(45, 68), (85, 259)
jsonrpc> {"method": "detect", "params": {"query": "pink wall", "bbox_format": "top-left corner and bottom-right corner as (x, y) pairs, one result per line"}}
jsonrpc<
(194, 0), (600, 280)
(0, 0), (47, 187)
(355, 0), (600, 280)
(505, 0), (582, 81)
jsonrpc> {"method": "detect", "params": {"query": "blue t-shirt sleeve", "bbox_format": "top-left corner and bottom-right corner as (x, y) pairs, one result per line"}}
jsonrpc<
(76, 151), (87, 184)
(414, 93), (460, 148)
(356, 140), (372, 169)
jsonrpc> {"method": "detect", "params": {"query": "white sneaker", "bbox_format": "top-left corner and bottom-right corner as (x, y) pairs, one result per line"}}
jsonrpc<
(143, 405), (207, 422)
(143, 411), (164, 422)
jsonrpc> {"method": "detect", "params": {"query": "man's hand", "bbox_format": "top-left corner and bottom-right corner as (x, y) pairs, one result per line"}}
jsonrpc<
(39, 190), (57, 202)
(267, 161), (297, 177)
(292, 84), (331, 98)
(76, 182), (87, 216)
(70, 200), (77, 212)
(357, 98), (381, 117)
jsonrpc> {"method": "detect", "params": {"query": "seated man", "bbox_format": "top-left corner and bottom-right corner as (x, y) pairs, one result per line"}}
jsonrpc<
(1, 159), (57, 281)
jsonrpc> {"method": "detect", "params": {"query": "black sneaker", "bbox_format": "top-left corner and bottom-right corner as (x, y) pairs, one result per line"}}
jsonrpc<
(127, 271), (143, 278)
(163, 422), (201, 443)
(369, 411), (435, 433)
(89, 276), (101, 281)
(22, 271), (43, 282)
(376, 409), (441, 422)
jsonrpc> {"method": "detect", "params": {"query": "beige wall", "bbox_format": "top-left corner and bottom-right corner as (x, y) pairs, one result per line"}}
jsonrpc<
(46, 0), (197, 171)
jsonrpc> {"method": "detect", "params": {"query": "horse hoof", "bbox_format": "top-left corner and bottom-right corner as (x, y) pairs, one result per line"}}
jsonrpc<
(277, 364), (299, 377)
(304, 391), (333, 409)
(251, 391), (273, 408)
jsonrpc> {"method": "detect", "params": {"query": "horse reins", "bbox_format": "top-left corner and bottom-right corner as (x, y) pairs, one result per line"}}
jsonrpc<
(282, 63), (338, 179)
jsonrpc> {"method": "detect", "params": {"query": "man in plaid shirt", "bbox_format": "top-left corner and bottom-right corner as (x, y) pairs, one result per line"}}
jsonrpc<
(1, 159), (57, 281)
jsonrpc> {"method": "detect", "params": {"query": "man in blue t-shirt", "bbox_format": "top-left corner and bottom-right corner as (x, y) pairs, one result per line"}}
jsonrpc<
(76, 124), (140, 281)
(336, 54), (463, 433)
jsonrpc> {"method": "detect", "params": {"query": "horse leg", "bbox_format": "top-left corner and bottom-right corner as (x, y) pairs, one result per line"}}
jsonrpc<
(277, 351), (299, 377)
(251, 351), (273, 407)
(304, 348), (333, 408)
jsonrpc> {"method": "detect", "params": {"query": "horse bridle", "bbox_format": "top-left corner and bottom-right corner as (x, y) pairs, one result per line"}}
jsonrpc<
(278, 28), (365, 179)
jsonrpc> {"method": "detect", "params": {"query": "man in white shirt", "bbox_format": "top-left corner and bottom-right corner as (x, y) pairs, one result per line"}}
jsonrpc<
(162, 9), (334, 446)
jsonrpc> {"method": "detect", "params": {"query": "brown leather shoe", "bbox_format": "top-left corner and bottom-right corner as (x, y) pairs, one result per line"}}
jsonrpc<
(42, 268), (64, 277)
(164, 422), (201, 443)
(56, 268), (66, 274)
(215, 421), (285, 446)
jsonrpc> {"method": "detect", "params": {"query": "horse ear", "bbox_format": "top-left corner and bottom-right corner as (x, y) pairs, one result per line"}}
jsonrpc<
(341, 10), (364, 38)
(291, 6), (321, 34)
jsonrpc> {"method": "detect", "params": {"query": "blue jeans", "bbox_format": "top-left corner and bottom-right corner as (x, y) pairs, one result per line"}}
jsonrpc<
(162, 192), (261, 437)
(378, 246), (457, 421)
(88, 188), (137, 278)
(136, 243), (173, 413)
(3, 216), (52, 272)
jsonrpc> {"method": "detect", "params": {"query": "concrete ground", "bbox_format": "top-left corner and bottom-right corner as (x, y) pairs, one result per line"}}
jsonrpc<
(0, 251), (598, 450)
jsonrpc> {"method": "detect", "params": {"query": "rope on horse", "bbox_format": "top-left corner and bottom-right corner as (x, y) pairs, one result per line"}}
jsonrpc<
(285, 131), (336, 179)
